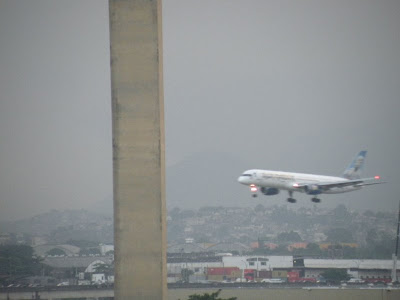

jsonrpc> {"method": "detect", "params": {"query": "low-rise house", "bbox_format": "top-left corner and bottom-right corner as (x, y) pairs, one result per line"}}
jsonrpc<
(288, 243), (308, 252)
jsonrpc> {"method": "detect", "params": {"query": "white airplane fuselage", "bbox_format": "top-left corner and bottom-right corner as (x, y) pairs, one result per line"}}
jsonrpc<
(238, 169), (362, 195)
(238, 151), (383, 203)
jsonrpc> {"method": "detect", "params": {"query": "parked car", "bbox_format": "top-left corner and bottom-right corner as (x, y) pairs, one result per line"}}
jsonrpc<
(347, 278), (365, 283)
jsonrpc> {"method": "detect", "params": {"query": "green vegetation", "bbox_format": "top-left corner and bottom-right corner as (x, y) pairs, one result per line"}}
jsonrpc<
(320, 269), (351, 284)
(0, 245), (43, 284)
(93, 262), (112, 275)
(46, 248), (67, 256)
(181, 268), (194, 283)
(291, 243), (322, 257)
(276, 231), (302, 242)
(325, 228), (354, 243)
(187, 289), (237, 300)
(105, 250), (114, 256)
(359, 229), (396, 259)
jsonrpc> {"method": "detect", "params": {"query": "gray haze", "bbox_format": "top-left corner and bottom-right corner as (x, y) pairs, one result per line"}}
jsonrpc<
(0, 0), (399, 221)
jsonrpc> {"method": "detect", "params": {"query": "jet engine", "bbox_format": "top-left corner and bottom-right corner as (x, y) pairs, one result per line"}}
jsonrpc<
(260, 187), (280, 196)
(304, 184), (322, 195)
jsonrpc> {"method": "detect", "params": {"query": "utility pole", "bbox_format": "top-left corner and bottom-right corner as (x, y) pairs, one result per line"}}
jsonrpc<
(392, 200), (400, 282)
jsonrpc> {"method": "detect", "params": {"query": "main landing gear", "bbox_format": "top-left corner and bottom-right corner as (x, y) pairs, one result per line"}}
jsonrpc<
(287, 191), (296, 203)
(311, 197), (321, 203)
(286, 192), (322, 203)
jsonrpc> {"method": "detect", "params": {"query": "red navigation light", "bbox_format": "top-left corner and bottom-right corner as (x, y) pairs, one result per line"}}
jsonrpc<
(374, 175), (381, 180)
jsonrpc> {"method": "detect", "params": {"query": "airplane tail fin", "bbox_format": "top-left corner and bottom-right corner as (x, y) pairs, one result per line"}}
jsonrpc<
(342, 150), (367, 179)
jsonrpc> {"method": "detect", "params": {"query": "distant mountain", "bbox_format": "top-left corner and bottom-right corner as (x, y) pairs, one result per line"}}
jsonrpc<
(0, 209), (112, 237)
(166, 151), (254, 209)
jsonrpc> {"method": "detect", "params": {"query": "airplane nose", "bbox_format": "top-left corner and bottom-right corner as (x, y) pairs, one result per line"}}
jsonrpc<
(238, 176), (244, 184)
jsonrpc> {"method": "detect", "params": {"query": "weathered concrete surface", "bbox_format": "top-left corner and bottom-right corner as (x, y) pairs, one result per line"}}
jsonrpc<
(2, 288), (399, 300)
(0, 288), (114, 300)
(109, 0), (167, 299)
(168, 288), (400, 300)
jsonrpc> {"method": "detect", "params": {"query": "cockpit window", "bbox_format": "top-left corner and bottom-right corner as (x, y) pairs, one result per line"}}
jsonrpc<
(241, 174), (251, 177)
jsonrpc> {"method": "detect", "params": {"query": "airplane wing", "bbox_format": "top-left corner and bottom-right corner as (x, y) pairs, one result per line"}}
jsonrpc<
(293, 177), (384, 191)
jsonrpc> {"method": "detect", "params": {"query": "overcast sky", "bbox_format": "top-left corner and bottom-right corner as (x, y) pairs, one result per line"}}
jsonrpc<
(0, 0), (399, 221)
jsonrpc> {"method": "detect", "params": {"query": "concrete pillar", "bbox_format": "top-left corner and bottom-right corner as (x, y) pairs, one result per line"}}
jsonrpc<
(109, 0), (167, 299)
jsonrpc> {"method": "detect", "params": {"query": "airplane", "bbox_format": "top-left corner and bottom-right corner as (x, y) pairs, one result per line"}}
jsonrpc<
(237, 151), (383, 203)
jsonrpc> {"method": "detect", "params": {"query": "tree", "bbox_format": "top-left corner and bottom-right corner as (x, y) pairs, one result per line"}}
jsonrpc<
(46, 248), (66, 256)
(276, 231), (302, 242)
(333, 204), (350, 219)
(364, 230), (395, 259)
(363, 210), (375, 218)
(366, 229), (379, 245)
(306, 243), (322, 256)
(181, 268), (194, 283)
(0, 245), (43, 284)
(270, 244), (290, 255)
(325, 228), (353, 243)
(188, 289), (237, 300)
(320, 269), (350, 284)
(93, 262), (112, 275)
(292, 243), (322, 257)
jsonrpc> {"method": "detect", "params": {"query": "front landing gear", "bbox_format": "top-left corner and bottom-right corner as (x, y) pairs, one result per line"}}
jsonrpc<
(287, 191), (296, 203)
(252, 194), (258, 198)
(311, 197), (321, 203)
